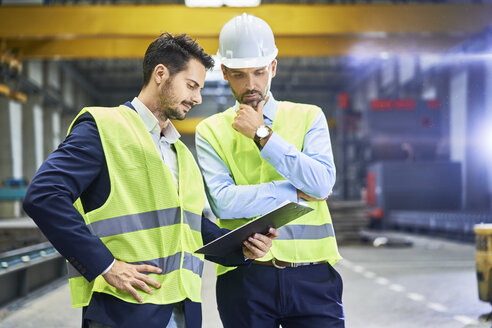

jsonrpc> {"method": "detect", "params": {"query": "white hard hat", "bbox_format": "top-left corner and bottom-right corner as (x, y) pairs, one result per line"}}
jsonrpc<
(217, 13), (278, 69)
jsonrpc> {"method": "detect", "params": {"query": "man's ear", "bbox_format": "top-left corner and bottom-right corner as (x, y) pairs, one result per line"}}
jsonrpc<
(221, 64), (229, 82)
(153, 64), (170, 85)
(270, 60), (277, 79)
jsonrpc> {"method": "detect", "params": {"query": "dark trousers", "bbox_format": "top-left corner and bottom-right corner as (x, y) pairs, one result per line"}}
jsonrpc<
(82, 293), (201, 328)
(216, 262), (344, 328)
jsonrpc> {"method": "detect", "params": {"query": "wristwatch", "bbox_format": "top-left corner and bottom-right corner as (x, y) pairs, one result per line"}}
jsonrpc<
(254, 125), (271, 144)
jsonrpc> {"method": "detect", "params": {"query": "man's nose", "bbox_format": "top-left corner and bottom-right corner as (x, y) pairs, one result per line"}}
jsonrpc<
(192, 89), (202, 105)
(244, 75), (255, 91)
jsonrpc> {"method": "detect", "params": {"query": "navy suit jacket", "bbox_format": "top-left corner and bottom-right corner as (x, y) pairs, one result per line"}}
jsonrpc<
(23, 102), (248, 328)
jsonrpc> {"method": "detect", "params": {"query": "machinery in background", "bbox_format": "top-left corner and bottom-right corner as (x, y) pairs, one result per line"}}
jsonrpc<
(366, 161), (462, 219)
(363, 161), (490, 240)
(336, 98), (443, 200)
(338, 97), (492, 239)
(0, 178), (28, 202)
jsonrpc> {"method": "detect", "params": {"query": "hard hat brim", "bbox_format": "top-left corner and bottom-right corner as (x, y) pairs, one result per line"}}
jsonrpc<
(218, 50), (278, 69)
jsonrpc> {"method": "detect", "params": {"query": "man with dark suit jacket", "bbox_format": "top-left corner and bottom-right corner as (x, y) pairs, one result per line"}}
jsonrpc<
(23, 32), (277, 328)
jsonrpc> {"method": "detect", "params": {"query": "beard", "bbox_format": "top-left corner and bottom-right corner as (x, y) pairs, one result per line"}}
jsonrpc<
(158, 78), (194, 121)
(164, 103), (186, 121)
(231, 81), (271, 110)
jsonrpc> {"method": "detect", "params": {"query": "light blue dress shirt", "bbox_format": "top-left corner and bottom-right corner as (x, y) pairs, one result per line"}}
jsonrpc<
(195, 92), (336, 220)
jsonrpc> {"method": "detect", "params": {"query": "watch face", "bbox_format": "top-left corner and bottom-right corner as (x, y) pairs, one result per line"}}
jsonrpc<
(256, 126), (270, 138)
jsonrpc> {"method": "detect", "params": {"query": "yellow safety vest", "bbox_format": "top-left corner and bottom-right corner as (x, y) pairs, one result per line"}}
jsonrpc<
(67, 105), (205, 308)
(197, 101), (341, 276)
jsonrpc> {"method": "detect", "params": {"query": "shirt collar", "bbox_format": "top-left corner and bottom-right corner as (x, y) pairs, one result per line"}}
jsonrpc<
(131, 97), (181, 144)
(233, 91), (278, 121)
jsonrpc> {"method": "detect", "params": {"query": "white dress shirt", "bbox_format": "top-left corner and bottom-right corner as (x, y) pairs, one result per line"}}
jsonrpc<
(131, 97), (181, 188)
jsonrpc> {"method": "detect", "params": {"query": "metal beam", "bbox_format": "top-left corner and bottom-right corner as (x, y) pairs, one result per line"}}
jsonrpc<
(1, 4), (489, 58)
(171, 117), (204, 135)
(170, 116), (337, 135)
(5, 35), (466, 59)
(1, 4), (491, 37)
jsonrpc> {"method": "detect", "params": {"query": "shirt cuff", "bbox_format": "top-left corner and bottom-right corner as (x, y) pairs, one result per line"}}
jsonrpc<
(101, 259), (115, 276)
(260, 132), (292, 168)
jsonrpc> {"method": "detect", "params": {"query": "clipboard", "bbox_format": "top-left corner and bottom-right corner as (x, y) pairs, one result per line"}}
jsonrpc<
(195, 201), (313, 257)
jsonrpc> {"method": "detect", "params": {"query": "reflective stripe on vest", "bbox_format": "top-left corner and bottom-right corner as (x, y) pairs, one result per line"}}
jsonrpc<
(67, 252), (204, 279)
(86, 208), (201, 238)
(277, 223), (335, 240)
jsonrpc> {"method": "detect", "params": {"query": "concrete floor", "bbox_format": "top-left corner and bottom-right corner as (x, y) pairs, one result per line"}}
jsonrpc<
(339, 232), (490, 328)
(0, 232), (490, 328)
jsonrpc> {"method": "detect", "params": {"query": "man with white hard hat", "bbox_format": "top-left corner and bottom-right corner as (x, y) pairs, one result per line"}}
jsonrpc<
(196, 13), (344, 328)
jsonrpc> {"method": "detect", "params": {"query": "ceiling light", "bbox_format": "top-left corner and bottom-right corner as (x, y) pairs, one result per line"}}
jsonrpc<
(185, 0), (222, 7)
(223, 0), (261, 7)
(185, 0), (260, 7)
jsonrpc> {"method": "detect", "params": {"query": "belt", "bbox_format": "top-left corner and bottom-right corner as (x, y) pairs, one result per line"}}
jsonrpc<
(253, 258), (327, 269)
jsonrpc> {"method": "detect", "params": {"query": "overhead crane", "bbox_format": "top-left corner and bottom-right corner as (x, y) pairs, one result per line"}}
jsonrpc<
(0, 4), (492, 58)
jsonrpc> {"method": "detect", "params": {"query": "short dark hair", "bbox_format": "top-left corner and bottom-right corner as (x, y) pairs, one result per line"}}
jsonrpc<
(142, 32), (215, 86)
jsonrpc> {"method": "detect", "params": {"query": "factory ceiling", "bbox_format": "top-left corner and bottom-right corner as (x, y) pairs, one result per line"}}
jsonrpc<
(1, 1), (491, 112)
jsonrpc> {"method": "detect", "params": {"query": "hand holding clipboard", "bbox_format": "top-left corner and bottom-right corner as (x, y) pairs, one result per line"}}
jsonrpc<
(195, 201), (313, 257)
